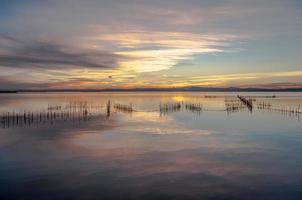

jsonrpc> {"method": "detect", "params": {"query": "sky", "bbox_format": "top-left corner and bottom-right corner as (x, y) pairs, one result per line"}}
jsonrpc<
(0, 0), (302, 89)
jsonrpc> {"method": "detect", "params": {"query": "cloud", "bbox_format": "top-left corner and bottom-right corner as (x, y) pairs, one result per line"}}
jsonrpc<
(0, 75), (110, 90)
(170, 70), (302, 87)
(95, 31), (241, 72)
(0, 75), (50, 89)
(0, 0), (301, 89)
(239, 82), (302, 89)
(0, 34), (121, 70)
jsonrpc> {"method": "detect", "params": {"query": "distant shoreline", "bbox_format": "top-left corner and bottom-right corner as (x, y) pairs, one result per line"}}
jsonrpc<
(1, 87), (302, 93)
(0, 91), (19, 93)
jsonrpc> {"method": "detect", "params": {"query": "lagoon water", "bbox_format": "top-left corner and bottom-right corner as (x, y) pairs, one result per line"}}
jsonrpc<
(0, 92), (302, 200)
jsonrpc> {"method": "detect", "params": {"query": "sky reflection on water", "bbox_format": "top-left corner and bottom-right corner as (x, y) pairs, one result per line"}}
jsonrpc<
(0, 92), (302, 200)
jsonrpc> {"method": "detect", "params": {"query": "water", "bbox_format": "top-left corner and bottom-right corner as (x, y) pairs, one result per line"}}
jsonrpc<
(0, 92), (302, 200)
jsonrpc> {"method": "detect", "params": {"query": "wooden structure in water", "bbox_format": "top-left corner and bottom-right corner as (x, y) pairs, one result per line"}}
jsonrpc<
(114, 103), (133, 113)
(225, 96), (246, 114)
(0, 101), (108, 128)
(185, 103), (203, 112)
(237, 95), (253, 112)
(257, 102), (301, 115)
(107, 100), (111, 117)
(159, 103), (181, 115)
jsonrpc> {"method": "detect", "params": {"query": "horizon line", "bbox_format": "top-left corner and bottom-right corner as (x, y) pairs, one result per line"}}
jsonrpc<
(1, 86), (302, 93)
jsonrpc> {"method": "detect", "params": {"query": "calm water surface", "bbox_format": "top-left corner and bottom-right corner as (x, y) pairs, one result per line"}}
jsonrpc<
(0, 92), (302, 200)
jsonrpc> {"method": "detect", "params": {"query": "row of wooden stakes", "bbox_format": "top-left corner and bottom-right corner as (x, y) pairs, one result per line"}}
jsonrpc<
(0, 101), (111, 128)
(257, 102), (301, 114)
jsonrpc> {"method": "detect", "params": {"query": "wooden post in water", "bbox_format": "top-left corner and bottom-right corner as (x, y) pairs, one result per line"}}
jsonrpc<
(107, 100), (111, 117)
